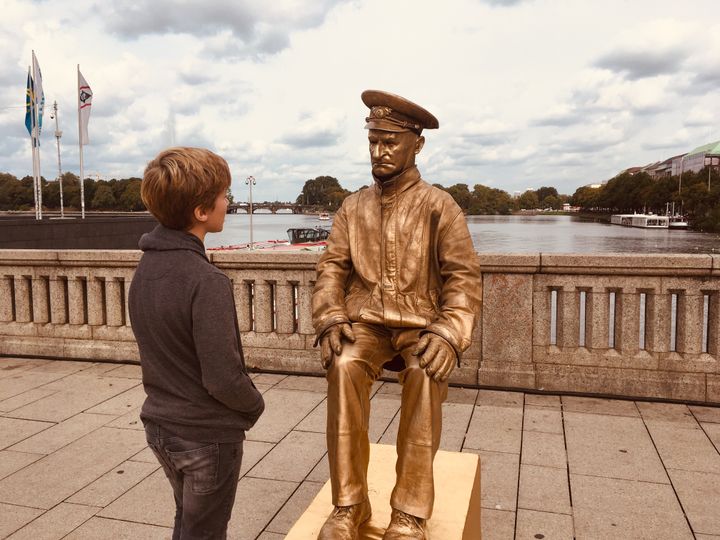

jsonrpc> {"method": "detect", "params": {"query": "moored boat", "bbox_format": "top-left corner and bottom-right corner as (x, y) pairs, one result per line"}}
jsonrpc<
(610, 213), (669, 229)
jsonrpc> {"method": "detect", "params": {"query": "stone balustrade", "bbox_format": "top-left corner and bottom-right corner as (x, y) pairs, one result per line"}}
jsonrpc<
(0, 250), (718, 403)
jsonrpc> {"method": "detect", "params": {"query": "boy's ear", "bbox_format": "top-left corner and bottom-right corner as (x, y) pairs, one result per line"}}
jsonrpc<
(193, 205), (209, 224)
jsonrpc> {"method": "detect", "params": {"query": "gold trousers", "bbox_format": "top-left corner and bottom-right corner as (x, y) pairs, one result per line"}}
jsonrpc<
(326, 323), (448, 519)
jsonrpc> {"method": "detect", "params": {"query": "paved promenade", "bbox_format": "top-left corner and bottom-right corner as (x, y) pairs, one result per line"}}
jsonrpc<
(0, 357), (719, 539)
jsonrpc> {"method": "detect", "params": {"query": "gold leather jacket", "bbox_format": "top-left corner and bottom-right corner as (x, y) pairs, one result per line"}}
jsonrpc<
(312, 166), (482, 358)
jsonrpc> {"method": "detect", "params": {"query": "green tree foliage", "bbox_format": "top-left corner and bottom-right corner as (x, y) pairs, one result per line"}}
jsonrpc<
(296, 176), (351, 210)
(517, 190), (540, 209)
(570, 167), (720, 232)
(91, 184), (117, 209)
(0, 173), (148, 212)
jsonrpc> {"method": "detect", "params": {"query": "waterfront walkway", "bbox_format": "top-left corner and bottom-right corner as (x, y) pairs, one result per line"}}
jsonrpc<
(0, 357), (719, 539)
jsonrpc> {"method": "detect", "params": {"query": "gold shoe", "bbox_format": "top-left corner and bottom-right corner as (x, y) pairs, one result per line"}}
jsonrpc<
(317, 499), (372, 540)
(382, 508), (427, 540)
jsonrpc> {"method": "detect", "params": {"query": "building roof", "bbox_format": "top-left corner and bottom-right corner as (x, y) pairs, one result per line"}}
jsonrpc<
(687, 140), (720, 157)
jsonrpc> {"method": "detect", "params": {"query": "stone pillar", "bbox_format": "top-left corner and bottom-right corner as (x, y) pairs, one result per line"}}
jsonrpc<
(105, 278), (124, 327)
(296, 281), (314, 335)
(49, 277), (68, 324)
(68, 277), (86, 325)
(677, 289), (704, 355)
(617, 287), (640, 356)
(31, 276), (50, 324)
(13, 276), (31, 323)
(87, 277), (105, 326)
(646, 290), (671, 354)
(0, 275), (13, 322)
(233, 280), (253, 332)
(557, 287), (580, 349)
(481, 273), (535, 388)
(586, 288), (610, 352)
(254, 281), (273, 333)
(275, 282), (295, 334)
(708, 292), (720, 357)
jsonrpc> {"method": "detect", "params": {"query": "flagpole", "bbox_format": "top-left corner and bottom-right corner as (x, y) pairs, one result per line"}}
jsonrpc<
(77, 65), (85, 219)
(32, 51), (43, 220)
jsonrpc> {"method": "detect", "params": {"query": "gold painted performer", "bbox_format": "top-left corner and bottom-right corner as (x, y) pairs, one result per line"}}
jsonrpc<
(312, 90), (482, 540)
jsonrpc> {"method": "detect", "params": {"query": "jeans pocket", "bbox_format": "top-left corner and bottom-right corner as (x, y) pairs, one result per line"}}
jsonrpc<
(166, 442), (219, 495)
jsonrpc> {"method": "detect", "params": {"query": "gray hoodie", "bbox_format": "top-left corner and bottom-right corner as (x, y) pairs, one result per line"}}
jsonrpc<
(129, 225), (264, 442)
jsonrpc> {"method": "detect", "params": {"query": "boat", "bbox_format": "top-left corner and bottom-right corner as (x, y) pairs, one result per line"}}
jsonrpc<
(610, 213), (669, 229)
(318, 212), (330, 221)
(668, 216), (688, 230)
(208, 226), (330, 252)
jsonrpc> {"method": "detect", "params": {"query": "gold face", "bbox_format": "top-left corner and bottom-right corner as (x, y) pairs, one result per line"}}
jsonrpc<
(368, 129), (425, 181)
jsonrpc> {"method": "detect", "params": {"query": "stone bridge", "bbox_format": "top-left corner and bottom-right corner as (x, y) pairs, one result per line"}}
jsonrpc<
(227, 203), (327, 214)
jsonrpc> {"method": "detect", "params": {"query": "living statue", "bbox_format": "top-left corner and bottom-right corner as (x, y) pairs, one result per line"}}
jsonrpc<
(312, 90), (482, 540)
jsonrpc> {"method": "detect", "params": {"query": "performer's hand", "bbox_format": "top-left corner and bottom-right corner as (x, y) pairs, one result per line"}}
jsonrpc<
(413, 333), (456, 382)
(320, 323), (355, 369)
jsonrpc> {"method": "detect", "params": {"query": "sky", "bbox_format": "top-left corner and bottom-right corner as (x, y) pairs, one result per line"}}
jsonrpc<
(1, 0), (719, 201)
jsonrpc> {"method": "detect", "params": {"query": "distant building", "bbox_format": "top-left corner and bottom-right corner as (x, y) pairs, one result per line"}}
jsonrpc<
(671, 154), (688, 176)
(682, 141), (720, 173)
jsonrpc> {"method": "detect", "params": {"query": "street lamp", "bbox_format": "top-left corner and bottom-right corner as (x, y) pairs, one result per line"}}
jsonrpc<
(246, 175), (256, 249)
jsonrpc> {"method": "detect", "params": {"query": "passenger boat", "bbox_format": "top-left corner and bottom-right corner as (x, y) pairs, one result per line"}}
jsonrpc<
(208, 227), (330, 252)
(610, 213), (669, 229)
(668, 216), (689, 230)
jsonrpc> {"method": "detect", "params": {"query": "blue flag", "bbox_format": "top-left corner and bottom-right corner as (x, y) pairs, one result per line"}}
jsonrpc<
(24, 68), (33, 138)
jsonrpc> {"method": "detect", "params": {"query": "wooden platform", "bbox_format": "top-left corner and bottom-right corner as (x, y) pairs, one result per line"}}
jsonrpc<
(286, 444), (481, 539)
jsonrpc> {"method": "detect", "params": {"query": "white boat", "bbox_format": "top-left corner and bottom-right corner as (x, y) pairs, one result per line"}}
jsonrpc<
(318, 212), (330, 221)
(610, 213), (669, 229)
(668, 216), (688, 230)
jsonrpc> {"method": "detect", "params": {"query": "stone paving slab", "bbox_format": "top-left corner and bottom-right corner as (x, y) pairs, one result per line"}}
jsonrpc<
(6, 502), (98, 540)
(1, 357), (719, 539)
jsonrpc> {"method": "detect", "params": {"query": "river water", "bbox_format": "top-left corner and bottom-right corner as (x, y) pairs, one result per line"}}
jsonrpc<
(206, 213), (720, 254)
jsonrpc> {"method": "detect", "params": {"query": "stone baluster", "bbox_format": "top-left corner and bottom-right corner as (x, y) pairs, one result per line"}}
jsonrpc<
(86, 277), (105, 326)
(616, 288), (640, 356)
(253, 280), (274, 333)
(677, 288), (704, 355)
(645, 289), (671, 354)
(67, 277), (86, 325)
(105, 278), (124, 327)
(275, 281), (295, 334)
(296, 280), (314, 335)
(31, 275), (50, 324)
(13, 276), (32, 323)
(49, 276), (68, 324)
(0, 275), (12, 322)
(557, 287), (580, 349)
(234, 280), (253, 332)
(585, 288), (610, 351)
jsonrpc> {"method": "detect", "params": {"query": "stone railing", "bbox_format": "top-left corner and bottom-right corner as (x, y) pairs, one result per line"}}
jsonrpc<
(0, 250), (718, 403)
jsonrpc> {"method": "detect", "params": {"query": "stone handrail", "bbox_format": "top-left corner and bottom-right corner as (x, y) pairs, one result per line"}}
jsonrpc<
(0, 250), (717, 403)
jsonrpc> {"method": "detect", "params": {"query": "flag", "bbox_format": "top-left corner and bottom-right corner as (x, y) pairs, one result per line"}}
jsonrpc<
(24, 68), (34, 137)
(31, 51), (45, 135)
(78, 69), (93, 145)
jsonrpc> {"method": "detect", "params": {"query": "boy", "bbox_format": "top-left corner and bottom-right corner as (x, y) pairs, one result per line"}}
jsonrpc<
(129, 147), (264, 540)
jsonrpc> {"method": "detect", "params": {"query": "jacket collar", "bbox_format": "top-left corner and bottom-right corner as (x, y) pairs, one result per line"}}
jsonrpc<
(373, 165), (421, 196)
(138, 224), (209, 261)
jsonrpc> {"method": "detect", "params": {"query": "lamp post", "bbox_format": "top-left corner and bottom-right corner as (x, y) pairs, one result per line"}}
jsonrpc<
(49, 101), (65, 218)
(246, 175), (256, 249)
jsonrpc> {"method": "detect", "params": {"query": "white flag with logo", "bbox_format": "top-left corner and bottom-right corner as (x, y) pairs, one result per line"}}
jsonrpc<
(78, 70), (93, 145)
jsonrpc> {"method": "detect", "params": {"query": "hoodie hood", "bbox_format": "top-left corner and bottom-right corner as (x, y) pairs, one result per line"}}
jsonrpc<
(138, 225), (208, 261)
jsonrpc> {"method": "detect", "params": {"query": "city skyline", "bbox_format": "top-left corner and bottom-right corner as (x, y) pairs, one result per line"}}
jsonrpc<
(1, 0), (719, 201)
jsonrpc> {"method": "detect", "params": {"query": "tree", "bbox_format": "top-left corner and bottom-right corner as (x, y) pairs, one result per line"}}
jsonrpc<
(517, 190), (540, 209)
(296, 176), (351, 210)
(536, 186), (559, 202)
(445, 183), (472, 210)
(91, 184), (116, 209)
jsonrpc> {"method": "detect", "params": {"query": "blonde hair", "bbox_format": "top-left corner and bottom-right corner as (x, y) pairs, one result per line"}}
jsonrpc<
(141, 147), (231, 230)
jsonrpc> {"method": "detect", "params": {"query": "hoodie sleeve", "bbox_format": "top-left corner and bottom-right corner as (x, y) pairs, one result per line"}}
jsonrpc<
(191, 272), (265, 425)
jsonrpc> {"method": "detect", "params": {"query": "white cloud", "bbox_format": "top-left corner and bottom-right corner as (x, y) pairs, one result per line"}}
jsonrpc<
(2, 0), (719, 198)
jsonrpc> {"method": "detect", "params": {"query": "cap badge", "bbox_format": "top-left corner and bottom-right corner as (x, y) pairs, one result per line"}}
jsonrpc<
(369, 106), (392, 119)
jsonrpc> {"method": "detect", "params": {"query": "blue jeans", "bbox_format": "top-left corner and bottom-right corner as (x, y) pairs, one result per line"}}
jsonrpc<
(144, 421), (244, 540)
